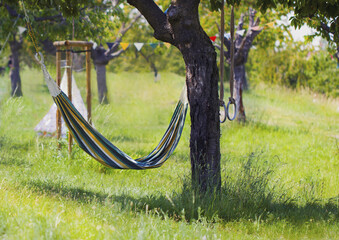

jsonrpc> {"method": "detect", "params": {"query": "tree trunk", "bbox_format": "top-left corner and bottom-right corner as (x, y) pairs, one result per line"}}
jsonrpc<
(9, 39), (22, 97)
(126, 0), (221, 193)
(233, 64), (246, 122)
(95, 63), (108, 104)
(180, 38), (221, 192)
(72, 53), (85, 72)
(218, 8), (262, 123)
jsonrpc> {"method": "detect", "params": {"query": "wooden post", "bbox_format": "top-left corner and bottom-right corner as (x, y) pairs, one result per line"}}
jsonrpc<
(56, 46), (61, 149)
(86, 45), (92, 124)
(66, 46), (72, 154)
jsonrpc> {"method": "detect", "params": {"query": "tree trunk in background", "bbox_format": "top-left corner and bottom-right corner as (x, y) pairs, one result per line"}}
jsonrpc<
(234, 65), (246, 121)
(95, 63), (108, 104)
(9, 38), (22, 97)
(72, 53), (85, 72)
(218, 8), (262, 122)
(92, 46), (110, 104)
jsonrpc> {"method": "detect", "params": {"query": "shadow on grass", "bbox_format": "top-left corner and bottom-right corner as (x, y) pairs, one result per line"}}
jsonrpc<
(22, 153), (339, 225)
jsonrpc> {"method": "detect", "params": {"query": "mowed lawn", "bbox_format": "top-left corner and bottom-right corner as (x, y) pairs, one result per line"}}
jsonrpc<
(0, 68), (338, 239)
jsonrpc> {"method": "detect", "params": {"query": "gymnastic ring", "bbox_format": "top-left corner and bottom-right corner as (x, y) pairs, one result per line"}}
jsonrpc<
(226, 99), (237, 121)
(220, 101), (227, 123)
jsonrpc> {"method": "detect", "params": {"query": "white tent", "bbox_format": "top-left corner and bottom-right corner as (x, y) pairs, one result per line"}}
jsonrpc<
(35, 70), (88, 137)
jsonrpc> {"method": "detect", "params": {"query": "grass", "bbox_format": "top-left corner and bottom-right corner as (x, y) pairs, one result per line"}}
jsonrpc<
(0, 67), (338, 239)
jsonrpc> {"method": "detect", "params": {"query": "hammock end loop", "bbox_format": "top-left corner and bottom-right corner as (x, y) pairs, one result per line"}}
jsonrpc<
(35, 52), (44, 65)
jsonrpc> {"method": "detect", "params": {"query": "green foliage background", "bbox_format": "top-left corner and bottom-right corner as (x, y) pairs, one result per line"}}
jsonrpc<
(247, 44), (339, 98)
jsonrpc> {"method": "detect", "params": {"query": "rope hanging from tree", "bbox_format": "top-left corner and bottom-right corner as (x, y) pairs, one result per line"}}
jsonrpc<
(219, 2), (237, 123)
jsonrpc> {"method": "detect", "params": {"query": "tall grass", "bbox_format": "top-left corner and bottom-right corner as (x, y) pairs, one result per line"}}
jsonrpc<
(0, 68), (338, 239)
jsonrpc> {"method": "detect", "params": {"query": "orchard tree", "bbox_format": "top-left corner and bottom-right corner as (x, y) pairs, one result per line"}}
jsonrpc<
(91, 4), (141, 104)
(0, 3), (24, 97)
(125, 0), (240, 191)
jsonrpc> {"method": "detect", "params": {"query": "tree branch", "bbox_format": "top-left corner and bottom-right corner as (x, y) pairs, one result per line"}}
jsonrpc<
(127, 0), (173, 43)
(249, 8), (257, 27)
(107, 48), (125, 60)
(215, 44), (229, 62)
(105, 13), (141, 56)
(2, 3), (66, 23)
(237, 13), (245, 30)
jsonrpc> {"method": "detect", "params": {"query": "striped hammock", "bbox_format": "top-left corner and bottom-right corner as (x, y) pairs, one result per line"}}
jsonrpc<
(36, 53), (188, 169)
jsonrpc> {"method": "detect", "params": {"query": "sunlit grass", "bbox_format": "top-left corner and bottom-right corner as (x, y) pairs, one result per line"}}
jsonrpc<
(0, 68), (338, 239)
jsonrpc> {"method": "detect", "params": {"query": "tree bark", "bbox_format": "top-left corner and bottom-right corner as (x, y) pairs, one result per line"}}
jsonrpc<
(94, 63), (108, 104)
(234, 65), (246, 121)
(9, 37), (22, 97)
(127, 0), (221, 192)
(184, 47), (221, 191)
(91, 46), (110, 104)
(72, 52), (85, 71)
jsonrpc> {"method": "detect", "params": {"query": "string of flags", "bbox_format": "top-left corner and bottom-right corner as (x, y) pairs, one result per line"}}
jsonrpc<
(96, 21), (276, 51)
(209, 21), (275, 42)
(104, 41), (172, 51)
(105, 20), (273, 51)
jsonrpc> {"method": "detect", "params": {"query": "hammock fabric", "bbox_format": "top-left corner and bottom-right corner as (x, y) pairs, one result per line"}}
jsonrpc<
(36, 53), (188, 169)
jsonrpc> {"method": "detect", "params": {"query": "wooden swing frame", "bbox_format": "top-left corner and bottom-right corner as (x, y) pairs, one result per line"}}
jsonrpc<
(53, 40), (93, 153)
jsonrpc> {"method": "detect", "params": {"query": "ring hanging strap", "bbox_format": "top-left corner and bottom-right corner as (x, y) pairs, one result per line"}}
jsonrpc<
(219, 0), (225, 106)
(219, 3), (237, 123)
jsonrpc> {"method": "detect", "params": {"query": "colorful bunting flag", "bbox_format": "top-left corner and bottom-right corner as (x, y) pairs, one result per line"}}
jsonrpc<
(236, 29), (245, 36)
(164, 42), (171, 48)
(106, 42), (114, 49)
(265, 22), (275, 28)
(102, 41), (174, 51)
(120, 42), (129, 50)
(224, 33), (230, 39)
(209, 36), (217, 42)
(149, 43), (158, 49)
(18, 26), (26, 35)
(134, 42), (144, 51)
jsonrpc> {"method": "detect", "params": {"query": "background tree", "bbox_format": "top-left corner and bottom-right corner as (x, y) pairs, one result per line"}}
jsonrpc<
(216, 8), (262, 122)
(91, 6), (141, 104)
(0, 3), (24, 97)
